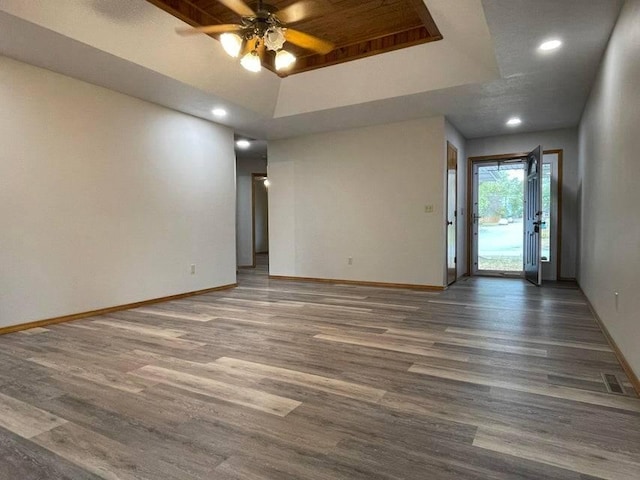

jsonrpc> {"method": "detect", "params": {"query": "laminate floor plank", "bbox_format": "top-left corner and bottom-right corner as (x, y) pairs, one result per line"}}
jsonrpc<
(0, 392), (67, 439)
(26, 356), (158, 394)
(124, 349), (276, 389)
(408, 363), (640, 411)
(32, 423), (201, 480)
(37, 371), (344, 458)
(131, 307), (213, 322)
(89, 318), (187, 338)
(142, 383), (345, 455)
(332, 435), (588, 480)
(129, 365), (302, 416)
(473, 425), (640, 480)
(314, 332), (472, 362)
(384, 328), (550, 357)
(444, 326), (612, 351)
(213, 356), (387, 402)
(0, 425), (102, 480)
(67, 323), (208, 351)
(17, 327), (50, 335)
(24, 392), (227, 479)
(0, 265), (638, 479)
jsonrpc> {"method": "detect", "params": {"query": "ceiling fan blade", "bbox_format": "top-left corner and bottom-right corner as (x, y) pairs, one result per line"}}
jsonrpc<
(176, 24), (243, 35)
(215, 0), (255, 17)
(285, 29), (335, 54)
(275, 1), (324, 24)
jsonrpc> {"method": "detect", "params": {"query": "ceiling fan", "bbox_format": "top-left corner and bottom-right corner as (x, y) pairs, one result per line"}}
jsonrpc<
(176, 0), (335, 73)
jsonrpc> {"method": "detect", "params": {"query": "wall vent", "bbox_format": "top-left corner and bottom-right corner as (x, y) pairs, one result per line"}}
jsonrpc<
(602, 373), (625, 395)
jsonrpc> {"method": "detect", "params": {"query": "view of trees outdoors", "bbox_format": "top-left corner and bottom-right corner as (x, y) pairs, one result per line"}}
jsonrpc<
(478, 169), (524, 222)
(477, 163), (552, 272)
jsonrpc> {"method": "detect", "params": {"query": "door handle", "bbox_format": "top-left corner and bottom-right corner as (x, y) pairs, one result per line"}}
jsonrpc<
(447, 221), (453, 226)
(473, 214), (481, 224)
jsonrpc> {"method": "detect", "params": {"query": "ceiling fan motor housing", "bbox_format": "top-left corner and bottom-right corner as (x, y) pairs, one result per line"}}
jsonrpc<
(241, 3), (286, 51)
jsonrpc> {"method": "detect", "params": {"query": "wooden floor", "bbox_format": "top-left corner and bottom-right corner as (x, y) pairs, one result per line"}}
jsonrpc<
(1, 259), (639, 479)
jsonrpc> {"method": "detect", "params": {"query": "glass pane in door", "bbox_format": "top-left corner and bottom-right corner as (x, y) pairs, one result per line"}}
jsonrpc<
(477, 163), (525, 272)
(541, 162), (552, 261)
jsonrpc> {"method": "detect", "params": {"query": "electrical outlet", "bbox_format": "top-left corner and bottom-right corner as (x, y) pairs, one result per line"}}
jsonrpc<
(190, 264), (196, 275)
(424, 205), (434, 213)
(348, 257), (353, 265)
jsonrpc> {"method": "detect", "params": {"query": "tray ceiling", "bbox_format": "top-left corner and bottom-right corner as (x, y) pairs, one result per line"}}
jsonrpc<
(145, 0), (442, 76)
(3, 0), (617, 141)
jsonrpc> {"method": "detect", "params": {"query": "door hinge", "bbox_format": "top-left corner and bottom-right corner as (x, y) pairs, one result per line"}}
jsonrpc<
(454, 256), (457, 263)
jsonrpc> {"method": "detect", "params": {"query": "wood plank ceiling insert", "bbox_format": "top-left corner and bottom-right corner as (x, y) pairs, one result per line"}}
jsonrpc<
(145, 0), (443, 76)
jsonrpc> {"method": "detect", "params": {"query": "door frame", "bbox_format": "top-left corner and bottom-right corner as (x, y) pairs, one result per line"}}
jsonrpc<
(466, 149), (563, 279)
(446, 142), (458, 285)
(251, 172), (267, 268)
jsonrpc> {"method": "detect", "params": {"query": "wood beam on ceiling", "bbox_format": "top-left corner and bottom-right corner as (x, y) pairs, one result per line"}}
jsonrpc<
(405, 0), (443, 38)
(146, 0), (224, 28)
(145, 0), (443, 76)
(289, 26), (438, 76)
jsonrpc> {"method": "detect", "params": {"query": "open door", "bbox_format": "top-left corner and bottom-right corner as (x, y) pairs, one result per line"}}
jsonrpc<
(446, 142), (458, 285)
(524, 146), (543, 285)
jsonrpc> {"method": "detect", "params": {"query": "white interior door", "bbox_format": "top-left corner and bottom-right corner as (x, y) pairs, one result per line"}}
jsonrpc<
(446, 143), (457, 285)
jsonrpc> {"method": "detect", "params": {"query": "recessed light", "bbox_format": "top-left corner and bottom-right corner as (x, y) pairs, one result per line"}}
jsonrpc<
(212, 108), (227, 117)
(236, 139), (251, 149)
(538, 39), (562, 52)
(506, 117), (522, 127)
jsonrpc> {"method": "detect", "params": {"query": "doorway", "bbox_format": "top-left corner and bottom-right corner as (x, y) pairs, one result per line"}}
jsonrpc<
(467, 149), (562, 281)
(446, 142), (458, 285)
(252, 173), (269, 270)
(471, 160), (525, 276)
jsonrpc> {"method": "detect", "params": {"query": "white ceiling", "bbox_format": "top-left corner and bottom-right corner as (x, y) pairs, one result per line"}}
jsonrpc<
(0, 0), (623, 141)
(439, 0), (624, 137)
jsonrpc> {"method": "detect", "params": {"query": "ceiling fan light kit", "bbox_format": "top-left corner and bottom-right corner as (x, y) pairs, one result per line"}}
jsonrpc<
(177, 0), (334, 74)
(240, 49), (262, 72)
(220, 32), (243, 57)
(275, 49), (296, 70)
(264, 27), (286, 51)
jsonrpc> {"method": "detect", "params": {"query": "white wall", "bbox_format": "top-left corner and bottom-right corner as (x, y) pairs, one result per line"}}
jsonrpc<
(268, 117), (447, 287)
(466, 127), (579, 279)
(577, 0), (640, 375)
(0, 0), (281, 117)
(445, 121), (467, 278)
(0, 56), (236, 328)
(236, 156), (267, 266)
(274, 0), (499, 118)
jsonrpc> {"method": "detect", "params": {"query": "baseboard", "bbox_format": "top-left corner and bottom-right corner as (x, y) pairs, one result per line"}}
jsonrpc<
(578, 283), (640, 395)
(0, 283), (238, 336)
(268, 275), (445, 291)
